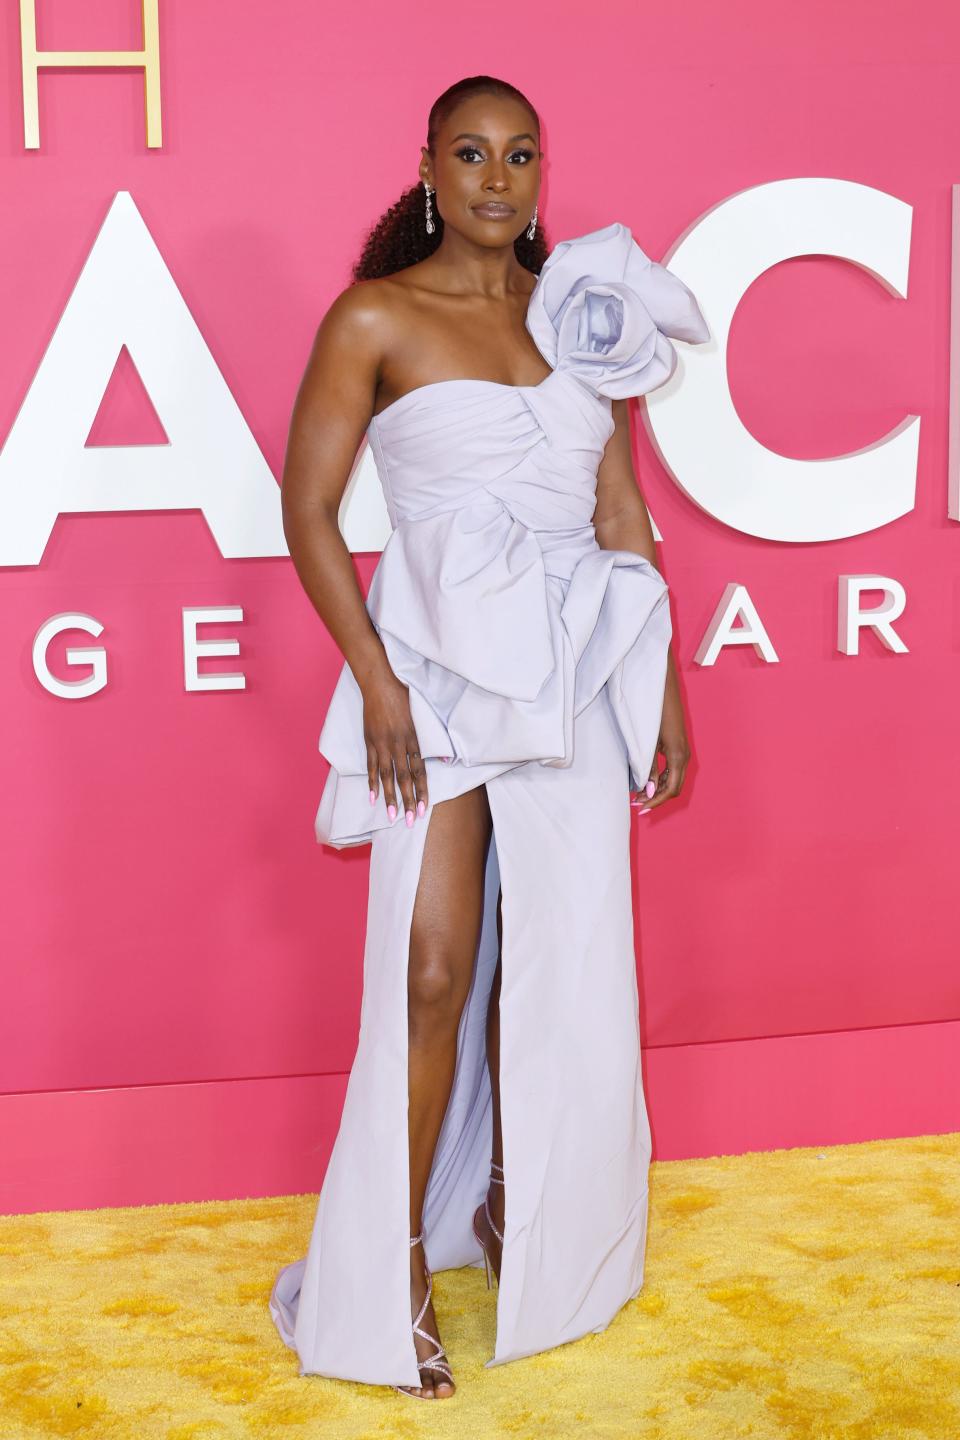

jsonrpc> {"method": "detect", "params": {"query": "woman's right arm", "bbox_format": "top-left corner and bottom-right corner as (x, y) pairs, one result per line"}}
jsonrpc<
(281, 285), (429, 824)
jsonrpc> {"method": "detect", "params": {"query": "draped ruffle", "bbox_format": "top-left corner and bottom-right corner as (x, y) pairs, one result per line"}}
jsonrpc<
(316, 527), (673, 848)
(525, 220), (710, 398)
(314, 223), (709, 847)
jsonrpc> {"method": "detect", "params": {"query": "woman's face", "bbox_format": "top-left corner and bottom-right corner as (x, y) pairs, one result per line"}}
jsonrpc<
(419, 95), (542, 249)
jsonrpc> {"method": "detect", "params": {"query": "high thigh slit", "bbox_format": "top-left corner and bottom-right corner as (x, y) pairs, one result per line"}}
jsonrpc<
(268, 221), (710, 1385)
(271, 686), (650, 1385)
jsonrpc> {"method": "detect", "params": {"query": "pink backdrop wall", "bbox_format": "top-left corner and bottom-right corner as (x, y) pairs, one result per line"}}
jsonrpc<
(2, 0), (958, 1215)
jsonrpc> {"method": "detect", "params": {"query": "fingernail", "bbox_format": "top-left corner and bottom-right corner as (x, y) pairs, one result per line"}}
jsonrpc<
(637, 806), (651, 814)
(387, 803), (397, 821)
(405, 809), (414, 827)
(645, 779), (656, 798)
(369, 789), (376, 806)
(417, 799), (426, 817)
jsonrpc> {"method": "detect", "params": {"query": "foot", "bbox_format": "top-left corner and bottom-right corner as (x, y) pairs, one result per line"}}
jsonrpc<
(473, 1174), (505, 1284)
(398, 1245), (456, 1400)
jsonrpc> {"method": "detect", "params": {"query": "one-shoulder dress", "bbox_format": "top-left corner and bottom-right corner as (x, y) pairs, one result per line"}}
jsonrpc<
(269, 221), (710, 1387)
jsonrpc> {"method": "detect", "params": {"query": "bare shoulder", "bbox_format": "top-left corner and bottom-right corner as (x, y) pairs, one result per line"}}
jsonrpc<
(311, 273), (425, 383)
(293, 280), (382, 408)
(313, 277), (384, 348)
(318, 270), (425, 337)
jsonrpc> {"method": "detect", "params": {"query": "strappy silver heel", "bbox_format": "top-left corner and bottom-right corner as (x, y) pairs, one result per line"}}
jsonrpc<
(472, 1159), (504, 1289)
(394, 1232), (455, 1400)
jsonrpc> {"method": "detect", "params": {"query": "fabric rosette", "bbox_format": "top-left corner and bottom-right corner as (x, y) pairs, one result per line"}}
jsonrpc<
(525, 220), (710, 400)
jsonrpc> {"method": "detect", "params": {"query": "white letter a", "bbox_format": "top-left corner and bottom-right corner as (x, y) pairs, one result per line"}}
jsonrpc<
(0, 190), (285, 566)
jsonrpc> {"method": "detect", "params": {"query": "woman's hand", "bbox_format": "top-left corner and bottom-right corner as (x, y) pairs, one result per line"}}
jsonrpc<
(361, 670), (430, 825)
(631, 651), (690, 814)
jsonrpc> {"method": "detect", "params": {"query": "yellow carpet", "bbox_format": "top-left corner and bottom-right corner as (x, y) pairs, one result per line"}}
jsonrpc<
(1, 1131), (958, 1439)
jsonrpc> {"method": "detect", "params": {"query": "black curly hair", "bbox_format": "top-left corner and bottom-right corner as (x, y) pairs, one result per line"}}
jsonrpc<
(353, 75), (549, 282)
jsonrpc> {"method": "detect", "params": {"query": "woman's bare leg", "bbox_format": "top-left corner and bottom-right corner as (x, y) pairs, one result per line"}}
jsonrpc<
(475, 888), (506, 1277)
(404, 785), (493, 1399)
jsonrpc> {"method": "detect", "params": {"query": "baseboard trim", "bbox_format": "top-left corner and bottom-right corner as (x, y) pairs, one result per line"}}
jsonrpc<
(2, 1018), (958, 1215)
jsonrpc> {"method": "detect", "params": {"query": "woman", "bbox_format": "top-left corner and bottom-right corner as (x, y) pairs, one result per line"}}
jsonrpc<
(269, 74), (709, 1400)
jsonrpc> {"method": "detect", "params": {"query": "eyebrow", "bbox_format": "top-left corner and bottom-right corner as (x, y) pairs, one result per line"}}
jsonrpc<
(449, 132), (537, 144)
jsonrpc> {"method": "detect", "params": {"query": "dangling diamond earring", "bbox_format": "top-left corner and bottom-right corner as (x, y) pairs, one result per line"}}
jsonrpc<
(526, 204), (538, 240)
(423, 181), (436, 235)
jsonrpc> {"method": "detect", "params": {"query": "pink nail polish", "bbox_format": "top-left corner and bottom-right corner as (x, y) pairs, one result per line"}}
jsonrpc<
(369, 789), (376, 806)
(417, 799), (426, 817)
(387, 803), (397, 821)
(405, 809), (414, 827)
(645, 779), (656, 798)
(637, 806), (651, 814)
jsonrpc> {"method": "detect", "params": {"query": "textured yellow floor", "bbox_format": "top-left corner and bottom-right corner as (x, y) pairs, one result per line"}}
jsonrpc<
(1, 1131), (958, 1439)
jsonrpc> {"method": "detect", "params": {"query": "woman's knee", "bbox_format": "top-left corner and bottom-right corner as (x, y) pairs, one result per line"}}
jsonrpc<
(408, 944), (471, 1035)
(405, 786), (491, 1037)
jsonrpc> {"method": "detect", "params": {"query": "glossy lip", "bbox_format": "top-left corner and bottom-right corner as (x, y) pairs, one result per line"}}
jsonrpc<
(472, 202), (516, 219)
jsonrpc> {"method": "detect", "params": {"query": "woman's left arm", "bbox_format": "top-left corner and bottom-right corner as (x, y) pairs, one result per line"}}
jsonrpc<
(593, 398), (690, 812)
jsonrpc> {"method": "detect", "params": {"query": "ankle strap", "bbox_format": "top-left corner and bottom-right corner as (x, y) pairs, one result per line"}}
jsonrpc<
(490, 1160), (504, 1184)
(410, 1232), (423, 1247)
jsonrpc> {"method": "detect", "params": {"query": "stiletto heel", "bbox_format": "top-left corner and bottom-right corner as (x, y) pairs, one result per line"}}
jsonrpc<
(394, 1233), (455, 1401)
(472, 1160), (504, 1290)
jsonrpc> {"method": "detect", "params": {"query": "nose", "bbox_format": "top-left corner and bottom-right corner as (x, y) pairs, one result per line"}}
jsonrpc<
(484, 164), (510, 192)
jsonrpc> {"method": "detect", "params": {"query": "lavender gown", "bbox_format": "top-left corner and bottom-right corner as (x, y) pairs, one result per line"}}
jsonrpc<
(269, 222), (710, 1387)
